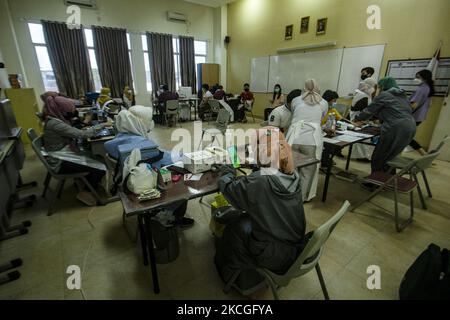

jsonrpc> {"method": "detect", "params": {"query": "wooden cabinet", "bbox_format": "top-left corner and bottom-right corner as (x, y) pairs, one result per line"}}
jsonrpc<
(197, 63), (220, 91)
(5, 88), (40, 144)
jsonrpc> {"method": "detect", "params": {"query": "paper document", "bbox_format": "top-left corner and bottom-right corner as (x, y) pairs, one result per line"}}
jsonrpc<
(334, 134), (362, 143)
(323, 137), (340, 144)
(185, 173), (203, 181)
(341, 131), (374, 139)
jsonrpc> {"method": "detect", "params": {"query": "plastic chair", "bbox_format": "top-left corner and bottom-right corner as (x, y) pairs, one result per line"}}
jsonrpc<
(204, 99), (222, 124)
(352, 153), (440, 232)
(198, 109), (230, 150)
(27, 128), (103, 216)
(244, 100), (256, 123)
(224, 201), (351, 300)
(388, 135), (449, 209)
(165, 100), (180, 127)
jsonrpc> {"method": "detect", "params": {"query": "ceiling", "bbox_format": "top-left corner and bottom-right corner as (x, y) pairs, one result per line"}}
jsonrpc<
(183, 0), (236, 8)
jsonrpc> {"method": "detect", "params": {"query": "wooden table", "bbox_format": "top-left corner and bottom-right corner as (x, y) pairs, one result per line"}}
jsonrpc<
(321, 126), (381, 202)
(119, 153), (320, 294)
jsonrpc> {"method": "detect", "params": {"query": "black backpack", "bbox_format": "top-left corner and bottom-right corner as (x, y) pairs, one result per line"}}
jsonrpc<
(399, 243), (450, 300)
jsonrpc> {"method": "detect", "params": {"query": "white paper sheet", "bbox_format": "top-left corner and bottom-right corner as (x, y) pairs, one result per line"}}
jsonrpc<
(335, 134), (362, 143)
(323, 137), (340, 144)
(340, 131), (374, 139)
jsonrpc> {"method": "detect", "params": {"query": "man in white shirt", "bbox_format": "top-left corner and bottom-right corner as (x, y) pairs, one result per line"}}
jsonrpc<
(268, 89), (302, 133)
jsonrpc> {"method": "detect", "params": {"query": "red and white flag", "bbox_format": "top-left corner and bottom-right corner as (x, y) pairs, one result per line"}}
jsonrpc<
(427, 43), (442, 80)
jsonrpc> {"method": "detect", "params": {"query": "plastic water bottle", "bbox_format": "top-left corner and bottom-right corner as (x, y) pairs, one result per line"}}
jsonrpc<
(327, 113), (336, 131)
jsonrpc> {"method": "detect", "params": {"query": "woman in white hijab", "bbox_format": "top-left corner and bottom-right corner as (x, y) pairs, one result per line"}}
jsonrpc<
(350, 78), (377, 161)
(286, 79), (328, 202)
(115, 105), (155, 139)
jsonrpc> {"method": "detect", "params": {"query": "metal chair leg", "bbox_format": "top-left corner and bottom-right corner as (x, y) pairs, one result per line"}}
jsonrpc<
(47, 179), (64, 216)
(351, 185), (384, 212)
(413, 173), (427, 210)
(393, 181), (414, 232)
(81, 177), (105, 205)
(315, 264), (330, 300)
(421, 171), (433, 198)
(42, 172), (51, 198)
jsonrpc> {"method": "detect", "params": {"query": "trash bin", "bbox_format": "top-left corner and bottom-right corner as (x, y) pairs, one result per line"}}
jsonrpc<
(150, 219), (180, 264)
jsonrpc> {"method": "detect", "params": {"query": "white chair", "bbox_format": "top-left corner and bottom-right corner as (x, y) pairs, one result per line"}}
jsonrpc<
(223, 201), (351, 300)
(244, 100), (256, 123)
(205, 99), (222, 124)
(165, 100), (181, 127)
(198, 109), (231, 150)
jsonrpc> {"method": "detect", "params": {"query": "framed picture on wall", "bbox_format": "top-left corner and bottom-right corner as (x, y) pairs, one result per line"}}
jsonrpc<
(300, 16), (310, 33)
(316, 18), (327, 35)
(316, 18), (328, 36)
(285, 25), (293, 40)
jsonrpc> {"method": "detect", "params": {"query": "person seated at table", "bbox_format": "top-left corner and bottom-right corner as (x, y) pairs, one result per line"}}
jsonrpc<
(264, 84), (285, 121)
(199, 84), (214, 121)
(213, 85), (227, 101)
(211, 83), (220, 95)
(122, 85), (135, 108)
(214, 127), (307, 296)
(97, 87), (113, 109)
(267, 89), (301, 133)
(158, 84), (179, 127)
(42, 94), (110, 206)
(354, 77), (416, 175)
(321, 90), (343, 126)
(105, 106), (194, 228)
(238, 83), (255, 123)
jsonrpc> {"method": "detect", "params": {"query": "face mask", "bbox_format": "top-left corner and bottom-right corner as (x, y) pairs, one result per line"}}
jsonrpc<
(274, 88), (280, 93)
(413, 78), (422, 85)
(244, 88), (250, 92)
(332, 102), (337, 107)
(361, 74), (369, 81)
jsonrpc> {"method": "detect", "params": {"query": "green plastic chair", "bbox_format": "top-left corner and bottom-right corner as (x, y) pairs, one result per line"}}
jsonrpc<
(388, 135), (449, 210)
(235, 201), (351, 300)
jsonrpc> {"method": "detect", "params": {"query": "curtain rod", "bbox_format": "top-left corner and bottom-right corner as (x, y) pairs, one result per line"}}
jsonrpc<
(20, 18), (211, 42)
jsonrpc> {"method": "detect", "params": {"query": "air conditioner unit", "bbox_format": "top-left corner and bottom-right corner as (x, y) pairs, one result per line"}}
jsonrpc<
(64, 0), (97, 10)
(167, 11), (187, 23)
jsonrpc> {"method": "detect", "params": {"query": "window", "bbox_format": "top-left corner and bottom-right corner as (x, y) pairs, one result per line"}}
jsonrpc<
(28, 23), (59, 92)
(194, 40), (207, 78)
(84, 29), (102, 92)
(142, 35), (152, 92)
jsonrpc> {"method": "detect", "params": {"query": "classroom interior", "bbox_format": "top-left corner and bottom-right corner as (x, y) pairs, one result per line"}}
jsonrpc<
(0, 0), (449, 300)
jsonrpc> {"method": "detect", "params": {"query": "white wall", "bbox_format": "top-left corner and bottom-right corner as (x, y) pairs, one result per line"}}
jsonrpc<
(3, 0), (216, 107)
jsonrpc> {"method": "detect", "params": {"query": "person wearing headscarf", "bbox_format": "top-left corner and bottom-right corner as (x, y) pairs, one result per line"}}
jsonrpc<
(355, 77), (416, 173)
(97, 87), (113, 108)
(42, 94), (109, 206)
(214, 127), (306, 295)
(286, 79), (328, 202)
(122, 85), (135, 108)
(350, 77), (378, 161)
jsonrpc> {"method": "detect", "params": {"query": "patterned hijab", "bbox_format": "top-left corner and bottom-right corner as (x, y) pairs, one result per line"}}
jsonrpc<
(301, 79), (323, 106)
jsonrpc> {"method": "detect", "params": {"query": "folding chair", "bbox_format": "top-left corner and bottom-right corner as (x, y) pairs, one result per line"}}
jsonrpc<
(198, 109), (230, 150)
(388, 135), (449, 210)
(224, 201), (351, 300)
(205, 99), (222, 124)
(351, 153), (440, 232)
(244, 100), (256, 123)
(165, 100), (181, 127)
(27, 128), (103, 216)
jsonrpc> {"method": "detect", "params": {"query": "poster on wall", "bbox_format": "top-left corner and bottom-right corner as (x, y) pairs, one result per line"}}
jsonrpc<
(386, 58), (450, 97)
(285, 25), (293, 40)
(300, 17), (309, 33)
(316, 18), (327, 35)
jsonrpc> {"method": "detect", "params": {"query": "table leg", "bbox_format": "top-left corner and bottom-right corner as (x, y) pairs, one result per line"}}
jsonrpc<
(346, 144), (353, 171)
(138, 215), (149, 266)
(143, 214), (160, 294)
(194, 100), (198, 121)
(322, 147), (335, 203)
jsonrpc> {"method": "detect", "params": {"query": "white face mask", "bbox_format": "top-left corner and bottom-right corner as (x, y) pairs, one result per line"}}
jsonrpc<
(413, 78), (422, 85)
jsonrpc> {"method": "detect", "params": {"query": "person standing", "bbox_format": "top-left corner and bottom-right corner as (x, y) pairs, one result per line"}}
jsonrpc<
(409, 69), (435, 155)
(354, 77), (417, 173)
(350, 78), (378, 161)
(286, 79), (328, 202)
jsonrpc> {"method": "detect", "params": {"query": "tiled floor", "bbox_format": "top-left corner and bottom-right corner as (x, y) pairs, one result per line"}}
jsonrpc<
(1, 120), (449, 300)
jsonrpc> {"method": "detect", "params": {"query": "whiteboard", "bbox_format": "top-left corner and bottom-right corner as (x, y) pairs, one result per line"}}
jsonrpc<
(268, 49), (344, 94)
(337, 44), (386, 96)
(250, 57), (270, 93)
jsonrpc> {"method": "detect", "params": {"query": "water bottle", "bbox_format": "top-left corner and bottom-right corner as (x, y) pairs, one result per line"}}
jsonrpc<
(330, 113), (336, 131)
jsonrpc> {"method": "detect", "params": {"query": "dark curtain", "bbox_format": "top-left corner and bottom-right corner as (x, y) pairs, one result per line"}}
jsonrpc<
(92, 26), (132, 98)
(42, 21), (93, 98)
(146, 32), (175, 92)
(179, 36), (197, 93)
